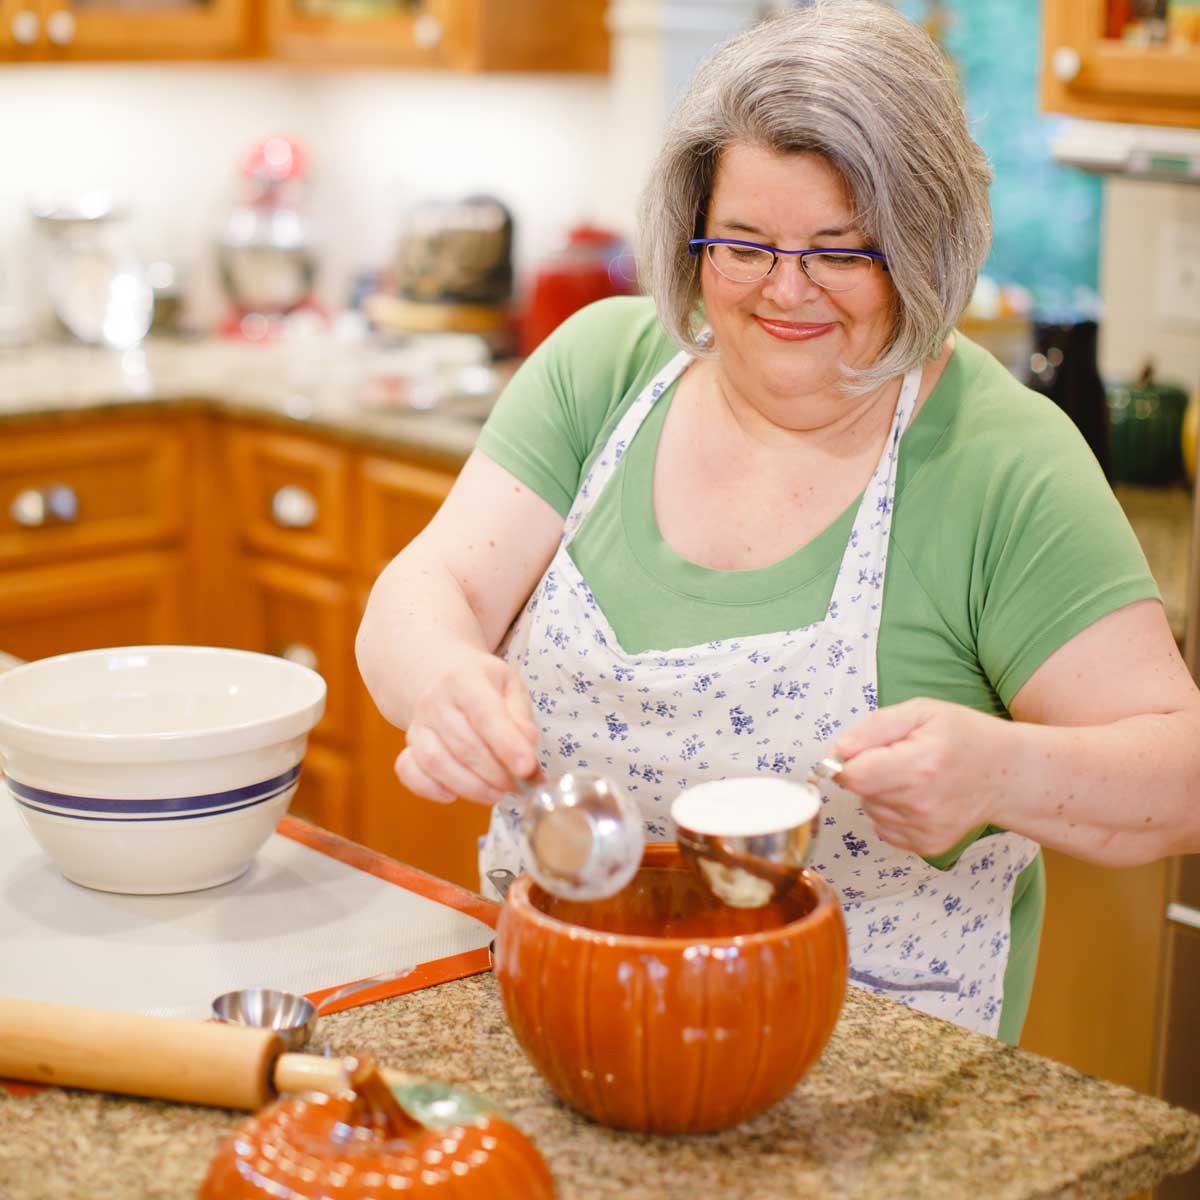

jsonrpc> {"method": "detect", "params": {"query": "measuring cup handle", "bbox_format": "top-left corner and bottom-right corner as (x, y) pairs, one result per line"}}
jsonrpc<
(314, 966), (416, 1015)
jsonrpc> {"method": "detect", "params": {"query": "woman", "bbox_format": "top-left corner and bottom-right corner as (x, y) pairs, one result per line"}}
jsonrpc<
(357, 0), (1200, 1042)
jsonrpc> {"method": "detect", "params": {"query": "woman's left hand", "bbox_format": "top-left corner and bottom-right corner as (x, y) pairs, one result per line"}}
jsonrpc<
(833, 698), (1011, 856)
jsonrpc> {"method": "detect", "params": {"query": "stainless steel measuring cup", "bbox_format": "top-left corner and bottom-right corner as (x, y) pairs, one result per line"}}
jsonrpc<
(211, 965), (415, 1051)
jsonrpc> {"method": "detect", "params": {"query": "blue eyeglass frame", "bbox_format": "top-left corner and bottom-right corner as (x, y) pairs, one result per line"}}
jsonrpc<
(687, 237), (890, 279)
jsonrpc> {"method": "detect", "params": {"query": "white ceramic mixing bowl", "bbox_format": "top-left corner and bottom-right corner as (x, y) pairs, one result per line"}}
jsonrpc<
(0, 645), (326, 894)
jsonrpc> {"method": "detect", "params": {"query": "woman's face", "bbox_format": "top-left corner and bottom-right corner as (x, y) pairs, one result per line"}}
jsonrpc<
(700, 143), (897, 418)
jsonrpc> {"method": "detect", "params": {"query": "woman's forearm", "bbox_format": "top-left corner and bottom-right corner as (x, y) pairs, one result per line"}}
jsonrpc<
(997, 709), (1200, 866)
(356, 548), (493, 730)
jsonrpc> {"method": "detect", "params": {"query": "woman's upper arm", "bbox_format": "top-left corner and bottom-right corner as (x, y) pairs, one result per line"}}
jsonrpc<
(402, 448), (565, 650)
(1009, 598), (1200, 726)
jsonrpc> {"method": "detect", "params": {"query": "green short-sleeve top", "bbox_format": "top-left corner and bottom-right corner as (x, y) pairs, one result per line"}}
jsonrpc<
(475, 296), (1160, 1043)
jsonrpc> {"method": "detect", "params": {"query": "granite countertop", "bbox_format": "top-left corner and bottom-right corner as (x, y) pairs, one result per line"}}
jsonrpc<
(0, 336), (1193, 639)
(2, 972), (1199, 1200)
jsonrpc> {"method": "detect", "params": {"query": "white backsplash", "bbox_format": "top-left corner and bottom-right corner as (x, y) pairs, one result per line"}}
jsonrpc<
(0, 66), (613, 331)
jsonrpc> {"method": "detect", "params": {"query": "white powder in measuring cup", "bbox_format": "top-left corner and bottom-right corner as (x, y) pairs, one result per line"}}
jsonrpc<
(671, 777), (820, 837)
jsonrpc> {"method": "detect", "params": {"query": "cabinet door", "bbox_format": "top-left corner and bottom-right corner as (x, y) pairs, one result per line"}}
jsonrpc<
(33, 0), (251, 59)
(227, 426), (352, 572)
(356, 455), (455, 584)
(235, 556), (353, 746)
(355, 676), (490, 892)
(1043, 0), (1200, 128)
(1020, 849), (1169, 1094)
(0, 420), (186, 570)
(0, 550), (185, 663)
(266, 0), (606, 71)
(291, 739), (353, 837)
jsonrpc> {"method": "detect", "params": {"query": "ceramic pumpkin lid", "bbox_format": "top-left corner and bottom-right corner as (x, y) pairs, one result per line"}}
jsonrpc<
(200, 1058), (555, 1199)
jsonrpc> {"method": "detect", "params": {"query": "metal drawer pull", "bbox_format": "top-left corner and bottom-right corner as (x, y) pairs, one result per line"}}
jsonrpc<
(1166, 903), (1200, 932)
(277, 643), (319, 673)
(11, 485), (79, 528)
(270, 485), (318, 530)
(10, 9), (39, 44)
(45, 8), (74, 44)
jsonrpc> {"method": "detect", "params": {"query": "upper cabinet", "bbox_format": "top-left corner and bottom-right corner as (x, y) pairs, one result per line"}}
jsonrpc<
(0, 0), (609, 68)
(2, 0), (251, 60)
(1043, 0), (1200, 128)
(265, 0), (608, 71)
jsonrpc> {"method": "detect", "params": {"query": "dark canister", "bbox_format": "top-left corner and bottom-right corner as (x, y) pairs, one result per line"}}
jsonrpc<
(1027, 319), (1111, 478)
(1106, 363), (1190, 485)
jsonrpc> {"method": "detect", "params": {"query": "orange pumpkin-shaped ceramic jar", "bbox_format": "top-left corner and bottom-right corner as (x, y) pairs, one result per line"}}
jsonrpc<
(494, 842), (847, 1134)
(200, 1058), (555, 1199)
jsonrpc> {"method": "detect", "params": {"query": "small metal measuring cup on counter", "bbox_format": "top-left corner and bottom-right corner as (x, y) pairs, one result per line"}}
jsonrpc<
(211, 966), (415, 1051)
(672, 757), (843, 909)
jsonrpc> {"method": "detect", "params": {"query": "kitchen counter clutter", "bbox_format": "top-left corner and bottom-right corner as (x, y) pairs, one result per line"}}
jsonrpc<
(3, 969), (1199, 1200)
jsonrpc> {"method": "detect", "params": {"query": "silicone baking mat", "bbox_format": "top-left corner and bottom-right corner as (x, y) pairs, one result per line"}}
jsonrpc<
(0, 795), (498, 1021)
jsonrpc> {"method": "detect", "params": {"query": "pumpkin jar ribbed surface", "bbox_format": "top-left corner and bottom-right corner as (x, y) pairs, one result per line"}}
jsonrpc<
(495, 843), (847, 1134)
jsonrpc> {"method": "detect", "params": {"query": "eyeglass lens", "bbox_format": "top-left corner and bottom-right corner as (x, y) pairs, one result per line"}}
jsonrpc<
(705, 243), (874, 292)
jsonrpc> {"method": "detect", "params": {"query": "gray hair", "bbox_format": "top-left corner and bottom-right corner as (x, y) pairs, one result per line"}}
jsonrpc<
(636, 0), (993, 394)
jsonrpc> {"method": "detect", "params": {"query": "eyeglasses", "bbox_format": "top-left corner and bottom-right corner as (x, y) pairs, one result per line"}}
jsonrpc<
(687, 238), (889, 292)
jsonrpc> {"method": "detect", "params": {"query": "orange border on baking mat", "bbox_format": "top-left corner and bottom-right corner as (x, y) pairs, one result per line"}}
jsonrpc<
(277, 816), (500, 1011)
(2, 817), (501, 1098)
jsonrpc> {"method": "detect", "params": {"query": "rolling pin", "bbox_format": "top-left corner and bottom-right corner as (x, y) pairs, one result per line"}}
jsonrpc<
(0, 996), (416, 1110)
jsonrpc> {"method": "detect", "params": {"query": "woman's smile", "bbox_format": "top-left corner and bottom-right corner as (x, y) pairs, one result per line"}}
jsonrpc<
(754, 316), (838, 342)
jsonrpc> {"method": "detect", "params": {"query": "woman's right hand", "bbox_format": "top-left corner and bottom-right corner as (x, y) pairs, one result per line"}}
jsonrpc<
(394, 649), (540, 806)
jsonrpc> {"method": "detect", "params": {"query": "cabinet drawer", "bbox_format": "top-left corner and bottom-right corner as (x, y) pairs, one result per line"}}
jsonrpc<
(0, 422), (186, 569)
(237, 557), (352, 746)
(357, 456), (456, 582)
(290, 741), (353, 839)
(228, 428), (351, 570)
(0, 551), (185, 663)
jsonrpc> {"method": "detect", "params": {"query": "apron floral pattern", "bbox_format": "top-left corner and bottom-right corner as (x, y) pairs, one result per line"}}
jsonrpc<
(479, 347), (1039, 1037)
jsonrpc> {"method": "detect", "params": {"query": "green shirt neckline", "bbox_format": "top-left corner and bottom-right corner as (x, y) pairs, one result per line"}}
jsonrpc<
(620, 340), (976, 606)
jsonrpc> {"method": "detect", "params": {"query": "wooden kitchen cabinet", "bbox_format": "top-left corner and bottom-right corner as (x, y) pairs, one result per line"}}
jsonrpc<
(265, 0), (608, 71)
(16, 0), (253, 60)
(226, 426), (353, 572)
(0, 420), (186, 570)
(0, 415), (192, 658)
(291, 737), (353, 836)
(234, 554), (354, 745)
(0, 550), (185, 664)
(1020, 850), (1171, 1096)
(1043, 0), (1200, 128)
(355, 669), (490, 892)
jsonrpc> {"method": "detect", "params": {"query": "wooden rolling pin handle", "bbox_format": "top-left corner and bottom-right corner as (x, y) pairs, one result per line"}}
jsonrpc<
(0, 996), (281, 1111)
(273, 1053), (417, 1098)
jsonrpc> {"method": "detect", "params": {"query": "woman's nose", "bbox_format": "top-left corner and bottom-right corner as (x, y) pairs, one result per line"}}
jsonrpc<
(760, 256), (823, 307)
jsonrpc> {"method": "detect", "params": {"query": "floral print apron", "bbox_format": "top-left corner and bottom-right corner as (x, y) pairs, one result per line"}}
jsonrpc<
(479, 347), (1039, 1037)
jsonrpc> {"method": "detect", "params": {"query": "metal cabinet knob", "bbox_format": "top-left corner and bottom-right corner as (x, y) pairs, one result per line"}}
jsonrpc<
(11, 485), (79, 527)
(413, 13), (442, 48)
(45, 8), (75, 45)
(270, 484), (318, 530)
(1051, 46), (1082, 83)
(277, 642), (320, 673)
(10, 9), (39, 44)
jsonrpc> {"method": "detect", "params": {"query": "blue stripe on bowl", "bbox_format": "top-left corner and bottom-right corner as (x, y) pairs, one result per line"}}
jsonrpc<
(5, 763), (301, 817)
(13, 778), (298, 823)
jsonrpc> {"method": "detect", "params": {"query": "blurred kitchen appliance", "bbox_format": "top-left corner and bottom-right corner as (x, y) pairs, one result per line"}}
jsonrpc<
(218, 136), (321, 340)
(1106, 362), (1190, 484)
(1026, 318), (1111, 477)
(520, 224), (637, 357)
(31, 192), (154, 350)
(387, 194), (514, 345)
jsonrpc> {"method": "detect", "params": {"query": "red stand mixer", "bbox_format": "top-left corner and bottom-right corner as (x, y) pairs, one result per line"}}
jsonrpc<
(218, 136), (324, 340)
